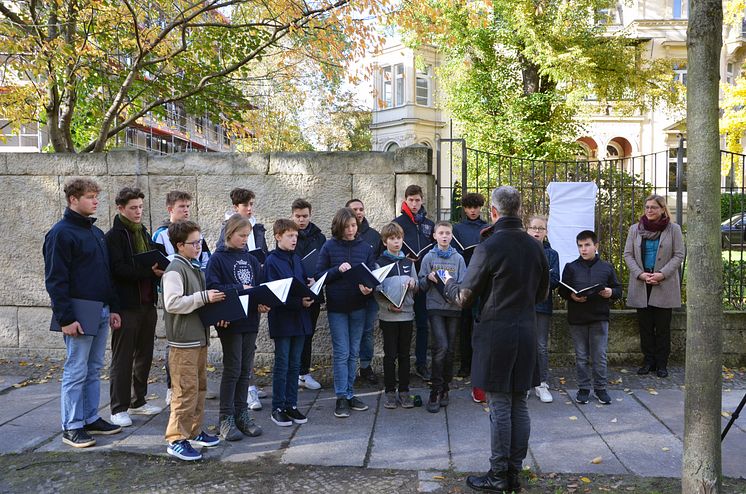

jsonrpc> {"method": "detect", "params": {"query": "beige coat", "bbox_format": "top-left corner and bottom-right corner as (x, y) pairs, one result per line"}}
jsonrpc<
(623, 222), (685, 308)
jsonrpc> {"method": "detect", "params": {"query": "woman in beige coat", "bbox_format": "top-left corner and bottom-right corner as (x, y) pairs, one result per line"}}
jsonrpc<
(623, 194), (684, 378)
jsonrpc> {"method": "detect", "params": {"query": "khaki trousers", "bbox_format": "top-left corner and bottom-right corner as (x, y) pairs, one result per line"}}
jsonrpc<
(165, 346), (207, 443)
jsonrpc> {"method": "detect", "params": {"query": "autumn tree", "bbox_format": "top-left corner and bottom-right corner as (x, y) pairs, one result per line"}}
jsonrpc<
(682, 0), (724, 491)
(0, 0), (386, 152)
(393, 0), (683, 159)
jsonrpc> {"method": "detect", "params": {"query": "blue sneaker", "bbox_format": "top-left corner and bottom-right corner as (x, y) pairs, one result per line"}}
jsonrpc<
(191, 431), (220, 448)
(167, 439), (202, 461)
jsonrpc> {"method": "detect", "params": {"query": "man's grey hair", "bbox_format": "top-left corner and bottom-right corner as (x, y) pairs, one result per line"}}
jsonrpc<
(491, 186), (521, 217)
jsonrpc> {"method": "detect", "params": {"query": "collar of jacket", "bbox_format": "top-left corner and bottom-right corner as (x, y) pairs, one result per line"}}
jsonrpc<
(64, 207), (96, 228)
(174, 254), (202, 269)
(358, 217), (371, 234)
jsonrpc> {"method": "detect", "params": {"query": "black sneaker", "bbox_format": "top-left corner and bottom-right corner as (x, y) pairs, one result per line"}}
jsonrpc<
(426, 389), (440, 413)
(439, 389), (450, 407)
(594, 389), (612, 405)
(62, 429), (96, 448)
(285, 407), (308, 424)
(576, 389), (590, 404)
(271, 408), (293, 427)
(415, 364), (431, 381)
(348, 396), (368, 411)
(83, 418), (122, 435)
(334, 397), (350, 418)
(236, 409), (263, 437)
(656, 368), (669, 378)
(220, 414), (243, 441)
(456, 367), (470, 378)
(359, 366), (379, 385)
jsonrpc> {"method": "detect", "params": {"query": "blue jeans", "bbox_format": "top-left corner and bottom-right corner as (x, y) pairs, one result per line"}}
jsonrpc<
(61, 306), (110, 430)
(272, 335), (304, 411)
(328, 309), (365, 399)
(486, 391), (531, 473)
(359, 298), (379, 369)
(569, 321), (609, 390)
(413, 290), (429, 367)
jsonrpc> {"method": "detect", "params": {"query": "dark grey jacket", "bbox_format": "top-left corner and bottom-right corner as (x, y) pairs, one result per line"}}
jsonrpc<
(445, 216), (549, 393)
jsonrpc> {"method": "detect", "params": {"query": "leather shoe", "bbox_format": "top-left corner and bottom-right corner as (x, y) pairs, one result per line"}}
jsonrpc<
(466, 470), (510, 492)
(637, 363), (656, 375)
(507, 468), (521, 492)
(656, 368), (669, 378)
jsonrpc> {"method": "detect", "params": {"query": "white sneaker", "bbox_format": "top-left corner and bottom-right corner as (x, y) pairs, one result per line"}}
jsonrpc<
(535, 382), (553, 403)
(247, 387), (262, 411)
(165, 388), (172, 406)
(110, 412), (133, 427)
(129, 402), (163, 415)
(256, 388), (268, 399)
(298, 374), (321, 390)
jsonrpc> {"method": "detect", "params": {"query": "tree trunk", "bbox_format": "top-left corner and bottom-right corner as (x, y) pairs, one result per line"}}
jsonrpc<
(682, 0), (723, 491)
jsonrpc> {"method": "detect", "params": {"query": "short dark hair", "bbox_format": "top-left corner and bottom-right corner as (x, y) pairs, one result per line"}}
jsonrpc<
(345, 198), (364, 207)
(64, 178), (101, 204)
(576, 230), (598, 244)
(115, 187), (145, 207)
(230, 188), (255, 205)
(404, 184), (423, 198)
(434, 220), (453, 232)
(461, 192), (485, 208)
(165, 190), (192, 207)
(380, 222), (404, 241)
(291, 198), (312, 213)
(273, 218), (298, 236)
(168, 220), (201, 251)
(331, 207), (357, 240)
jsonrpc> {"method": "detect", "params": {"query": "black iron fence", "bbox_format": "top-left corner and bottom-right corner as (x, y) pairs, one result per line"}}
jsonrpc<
(435, 138), (746, 309)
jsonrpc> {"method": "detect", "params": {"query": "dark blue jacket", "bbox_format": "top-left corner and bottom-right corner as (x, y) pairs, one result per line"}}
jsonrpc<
(393, 205), (435, 271)
(535, 241), (560, 315)
(452, 217), (488, 265)
(205, 245), (263, 334)
(559, 254), (622, 325)
(296, 223), (326, 266)
(317, 237), (375, 313)
(263, 248), (312, 339)
(44, 208), (120, 327)
(358, 218), (382, 258)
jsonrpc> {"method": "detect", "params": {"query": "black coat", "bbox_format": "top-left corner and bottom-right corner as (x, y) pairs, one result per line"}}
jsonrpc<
(358, 218), (382, 258)
(558, 254), (622, 325)
(445, 216), (549, 393)
(105, 215), (161, 310)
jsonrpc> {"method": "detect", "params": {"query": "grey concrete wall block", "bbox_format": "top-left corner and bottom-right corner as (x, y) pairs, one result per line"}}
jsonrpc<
(180, 153), (269, 176)
(394, 145), (432, 174)
(107, 150), (149, 176)
(7, 153), (107, 176)
(18, 307), (65, 350)
(0, 307), (19, 348)
(352, 174), (397, 230)
(269, 152), (393, 176)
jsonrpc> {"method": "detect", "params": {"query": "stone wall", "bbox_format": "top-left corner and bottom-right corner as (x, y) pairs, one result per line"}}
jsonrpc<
(0, 148), (744, 367)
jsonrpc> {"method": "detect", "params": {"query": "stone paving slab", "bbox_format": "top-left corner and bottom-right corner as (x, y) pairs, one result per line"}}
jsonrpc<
(0, 381), (59, 426)
(281, 390), (379, 467)
(527, 389), (627, 475)
(570, 388), (682, 477)
(368, 386), (449, 471)
(636, 388), (746, 479)
(220, 388), (320, 463)
(446, 388), (493, 473)
(0, 375), (26, 393)
(0, 397), (63, 454)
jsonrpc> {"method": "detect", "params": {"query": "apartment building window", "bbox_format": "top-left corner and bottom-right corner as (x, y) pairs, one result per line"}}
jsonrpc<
(416, 65), (432, 106)
(726, 63), (735, 85)
(394, 64), (405, 106)
(673, 0), (688, 19)
(673, 63), (687, 86)
(382, 66), (393, 108)
(668, 146), (687, 192)
(0, 120), (40, 148)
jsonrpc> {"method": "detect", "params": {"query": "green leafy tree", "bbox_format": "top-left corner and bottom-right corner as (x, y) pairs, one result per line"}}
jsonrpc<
(0, 0), (386, 152)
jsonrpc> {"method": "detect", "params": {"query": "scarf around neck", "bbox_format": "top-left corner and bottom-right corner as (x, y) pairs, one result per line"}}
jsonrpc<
(432, 245), (456, 259)
(119, 214), (149, 254)
(401, 201), (426, 224)
(638, 214), (669, 240)
(383, 249), (405, 261)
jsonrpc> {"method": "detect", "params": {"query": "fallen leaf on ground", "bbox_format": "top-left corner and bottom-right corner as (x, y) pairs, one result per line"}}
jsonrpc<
(611, 418), (618, 423)
(565, 401), (572, 405)
(580, 477), (591, 483)
(591, 456), (603, 464)
(721, 411), (731, 418)
(432, 475), (445, 480)
(620, 369), (629, 374)
(483, 407), (489, 412)
(616, 398), (623, 402)
(206, 365), (216, 372)
(647, 389), (658, 395)
(18, 361), (28, 366)
(146, 394), (159, 400)
(608, 378), (622, 385)
(662, 447), (670, 452)
(569, 416), (578, 421)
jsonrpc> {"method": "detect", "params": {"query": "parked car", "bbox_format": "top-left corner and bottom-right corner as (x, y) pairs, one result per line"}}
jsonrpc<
(721, 212), (746, 248)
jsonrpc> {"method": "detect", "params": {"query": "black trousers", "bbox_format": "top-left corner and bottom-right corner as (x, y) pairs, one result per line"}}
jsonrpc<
(300, 302), (321, 375)
(458, 308), (473, 372)
(637, 306), (672, 368)
(429, 315), (459, 390)
(110, 305), (157, 414)
(218, 331), (257, 417)
(380, 320), (413, 393)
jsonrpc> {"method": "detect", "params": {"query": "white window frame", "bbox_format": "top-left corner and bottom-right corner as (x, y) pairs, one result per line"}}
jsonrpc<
(381, 65), (393, 109)
(415, 65), (432, 107)
(394, 63), (405, 107)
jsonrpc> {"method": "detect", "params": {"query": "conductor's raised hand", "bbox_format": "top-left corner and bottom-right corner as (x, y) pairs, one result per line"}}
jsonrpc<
(207, 290), (226, 303)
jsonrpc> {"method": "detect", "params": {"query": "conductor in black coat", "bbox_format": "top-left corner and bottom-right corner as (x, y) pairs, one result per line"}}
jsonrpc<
(443, 186), (548, 493)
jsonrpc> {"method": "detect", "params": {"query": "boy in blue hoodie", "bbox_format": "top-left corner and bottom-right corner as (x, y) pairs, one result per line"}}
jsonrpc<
(264, 219), (315, 427)
(418, 221), (467, 413)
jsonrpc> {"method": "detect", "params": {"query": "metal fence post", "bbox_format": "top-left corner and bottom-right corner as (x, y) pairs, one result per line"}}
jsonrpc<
(676, 135), (685, 227)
